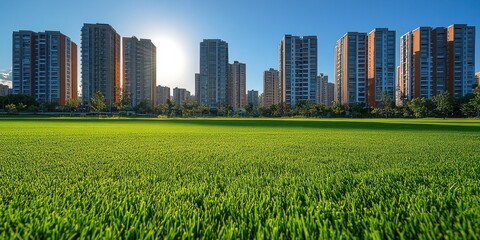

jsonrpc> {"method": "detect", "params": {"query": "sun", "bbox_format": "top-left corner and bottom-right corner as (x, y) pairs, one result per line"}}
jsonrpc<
(154, 35), (187, 85)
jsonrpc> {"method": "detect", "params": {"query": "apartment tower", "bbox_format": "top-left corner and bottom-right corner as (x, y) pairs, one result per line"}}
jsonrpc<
(399, 24), (475, 104)
(334, 32), (368, 105)
(446, 24), (475, 97)
(367, 28), (396, 107)
(263, 68), (281, 108)
(156, 85), (170, 105)
(81, 23), (121, 106)
(199, 39), (229, 108)
(228, 61), (246, 110)
(247, 89), (259, 108)
(123, 37), (156, 109)
(280, 35), (318, 107)
(317, 73), (329, 105)
(12, 31), (77, 104)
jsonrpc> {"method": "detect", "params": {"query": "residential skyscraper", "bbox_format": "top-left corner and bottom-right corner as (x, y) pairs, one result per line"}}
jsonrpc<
(280, 35), (318, 107)
(199, 39), (228, 108)
(81, 23), (120, 106)
(399, 24), (475, 104)
(367, 28), (396, 106)
(247, 89), (259, 108)
(12, 31), (77, 104)
(0, 84), (10, 96)
(476, 72), (480, 86)
(194, 73), (200, 102)
(317, 73), (329, 105)
(335, 32), (368, 105)
(263, 68), (280, 108)
(155, 85), (170, 105)
(228, 61), (246, 110)
(123, 37), (156, 109)
(12, 31), (35, 97)
(446, 24), (476, 97)
(173, 87), (189, 107)
(327, 82), (334, 106)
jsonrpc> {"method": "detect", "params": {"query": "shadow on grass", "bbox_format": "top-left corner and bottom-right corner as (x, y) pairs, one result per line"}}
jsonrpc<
(164, 119), (480, 133)
(1, 117), (479, 133)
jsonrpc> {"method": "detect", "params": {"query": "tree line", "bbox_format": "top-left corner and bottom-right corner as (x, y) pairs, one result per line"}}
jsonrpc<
(1, 90), (479, 118)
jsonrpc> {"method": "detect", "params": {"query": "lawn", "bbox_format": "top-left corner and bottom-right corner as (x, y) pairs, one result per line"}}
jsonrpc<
(0, 118), (479, 239)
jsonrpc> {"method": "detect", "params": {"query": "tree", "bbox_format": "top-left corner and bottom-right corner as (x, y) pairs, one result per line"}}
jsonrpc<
(0, 94), (36, 110)
(64, 98), (80, 113)
(461, 90), (480, 117)
(331, 101), (345, 117)
(380, 91), (393, 118)
(245, 103), (255, 117)
(5, 103), (17, 113)
(166, 99), (175, 117)
(270, 104), (282, 117)
(155, 103), (167, 115)
(90, 91), (106, 115)
(349, 103), (364, 117)
(134, 100), (152, 114)
(431, 91), (453, 119)
(407, 97), (429, 118)
(115, 89), (131, 115)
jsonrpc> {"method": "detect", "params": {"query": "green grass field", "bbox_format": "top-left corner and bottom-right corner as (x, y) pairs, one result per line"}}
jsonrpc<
(0, 118), (479, 239)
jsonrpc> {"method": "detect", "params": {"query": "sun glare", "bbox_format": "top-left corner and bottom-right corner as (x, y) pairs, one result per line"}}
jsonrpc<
(154, 35), (187, 85)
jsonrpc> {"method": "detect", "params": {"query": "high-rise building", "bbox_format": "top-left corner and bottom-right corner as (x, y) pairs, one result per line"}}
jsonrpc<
(367, 28), (396, 106)
(173, 87), (188, 107)
(81, 23), (120, 106)
(0, 84), (10, 96)
(399, 24), (475, 104)
(199, 39), (228, 108)
(399, 27), (441, 103)
(327, 82), (334, 106)
(263, 68), (281, 108)
(123, 37), (156, 109)
(317, 73), (328, 105)
(258, 93), (264, 108)
(194, 73), (200, 102)
(446, 24), (476, 97)
(476, 72), (480, 86)
(155, 85), (170, 105)
(247, 89), (259, 108)
(280, 35), (318, 107)
(12, 31), (77, 105)
(228, 61), (246, 110)
(335, 32), (368, 105)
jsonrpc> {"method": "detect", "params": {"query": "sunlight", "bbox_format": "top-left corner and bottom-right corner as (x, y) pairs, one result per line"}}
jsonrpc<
(153, 34), (187, 85)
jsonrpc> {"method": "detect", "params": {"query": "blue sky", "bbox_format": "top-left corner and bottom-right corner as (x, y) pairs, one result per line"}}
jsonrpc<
(1, 0), (479, 94)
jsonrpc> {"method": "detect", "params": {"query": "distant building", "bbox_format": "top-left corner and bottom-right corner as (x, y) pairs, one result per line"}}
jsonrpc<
(0, 84), (9, 96)
(335, 32), (368, 106)
(398, 24), (475, 105)
(258, 93), (264, 108)
(367, 28), (396, 107)
(317, 74), (335, 106)
(199, 39), (228, 108)
(173, 87), (188, 107)
(476, 72), (480, 87)
(327, 82), (334, 106)
(81, 23), (121, 106)
(228, 61), (246, 110)
(194, 73), (200, 103)
(317, 74), (329, 105)
(123, 37), (156, 109)
(446, 24), (476, 97)
(280, 35), (318, 106)
(263, 68), (280, 108)
(156, 85), (170, 105)
(12, 30), (77, 105)
(247, 89), (259, 108)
